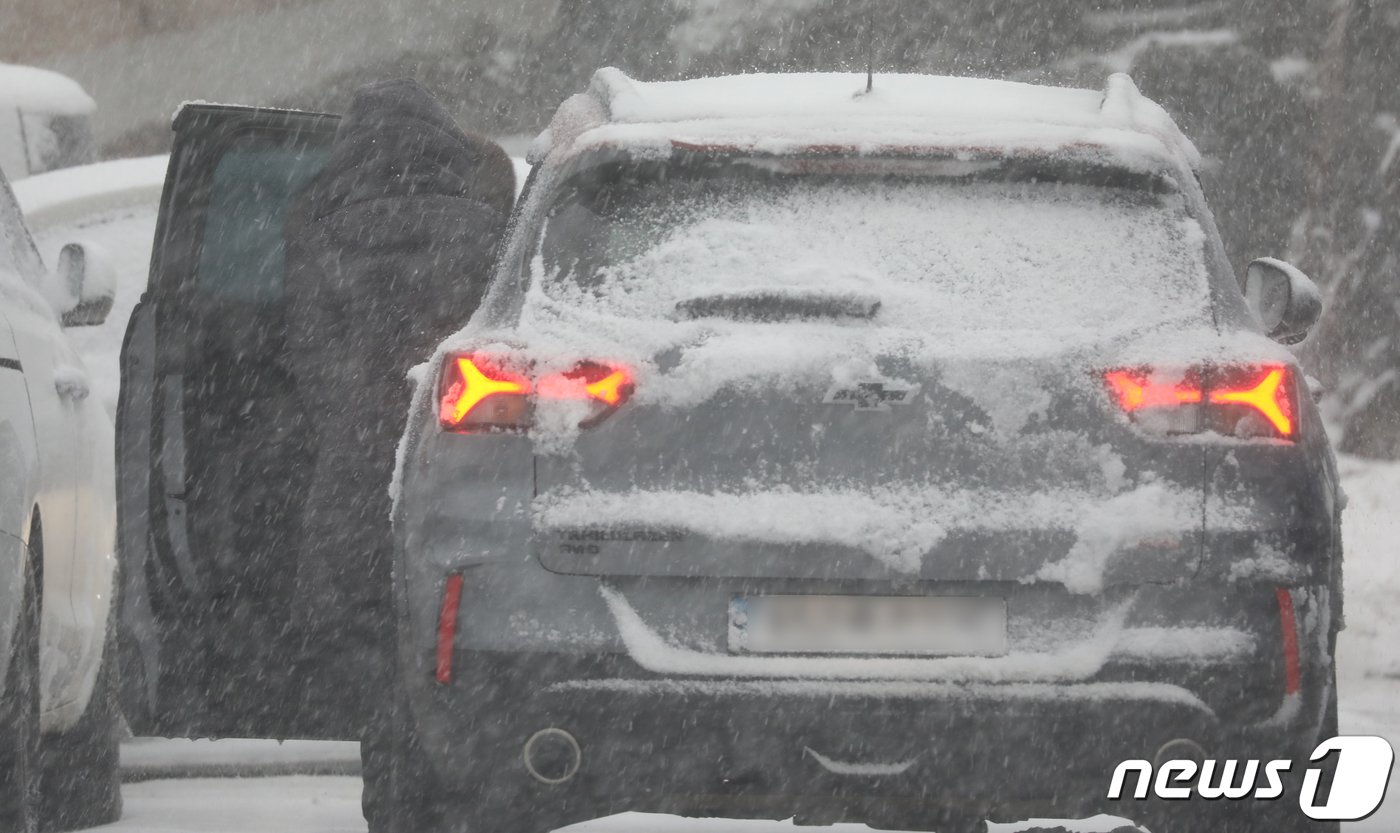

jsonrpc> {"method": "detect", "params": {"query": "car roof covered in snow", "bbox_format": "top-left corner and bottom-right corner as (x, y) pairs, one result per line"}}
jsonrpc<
(0, 63), (96, 116)
(529, 68), (1201, 175)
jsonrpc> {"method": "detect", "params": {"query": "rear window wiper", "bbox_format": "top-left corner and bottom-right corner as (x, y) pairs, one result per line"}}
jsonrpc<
(674, 290), (880, 322)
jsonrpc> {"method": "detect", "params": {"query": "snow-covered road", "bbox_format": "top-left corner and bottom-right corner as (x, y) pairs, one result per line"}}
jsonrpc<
(75, 664), (1399, 833)
(85, 779), (1162, 833)
(92, 777), (364, 833)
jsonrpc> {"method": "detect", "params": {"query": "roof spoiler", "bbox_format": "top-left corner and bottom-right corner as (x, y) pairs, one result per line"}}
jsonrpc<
(1099, 73), (1202, 170)
(526, 67), (626, 164)
(528, 68), (1203, 171)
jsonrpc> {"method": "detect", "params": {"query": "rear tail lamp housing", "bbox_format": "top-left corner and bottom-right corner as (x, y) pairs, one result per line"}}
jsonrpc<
(1104, 364), (1297, 441)
(439, 354), (634, 433)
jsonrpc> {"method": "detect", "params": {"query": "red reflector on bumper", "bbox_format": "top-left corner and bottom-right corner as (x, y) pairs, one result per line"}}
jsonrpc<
(436, 574), (464, 684)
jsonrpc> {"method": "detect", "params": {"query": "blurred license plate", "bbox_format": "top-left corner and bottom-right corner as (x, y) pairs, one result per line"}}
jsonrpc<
(729, 594), (1007, 656)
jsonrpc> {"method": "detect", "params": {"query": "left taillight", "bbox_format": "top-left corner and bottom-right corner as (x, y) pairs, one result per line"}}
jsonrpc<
(438, 354), (634, 433)
(439, 355), (533, 432)
(1103, 363), (1297, 441)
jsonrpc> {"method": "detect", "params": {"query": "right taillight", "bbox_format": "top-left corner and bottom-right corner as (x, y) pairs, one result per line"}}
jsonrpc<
(438, 354), (634, 433)
(1103, 364), (1296, 441)
(1207, 365), (1294, 438)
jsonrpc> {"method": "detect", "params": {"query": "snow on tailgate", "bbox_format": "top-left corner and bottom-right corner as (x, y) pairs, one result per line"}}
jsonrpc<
(534, 480), (1204, 580)
(539, 180), (1207, 334)
(508, 174), (1212, 417)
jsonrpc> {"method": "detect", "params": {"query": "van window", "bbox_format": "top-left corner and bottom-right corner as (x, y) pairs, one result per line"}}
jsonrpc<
(197, 141), (327, 302)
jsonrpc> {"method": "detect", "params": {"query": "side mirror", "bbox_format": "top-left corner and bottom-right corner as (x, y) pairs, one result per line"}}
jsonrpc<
(55, 241), (115, 327)
(1243, 257), (1322, 345)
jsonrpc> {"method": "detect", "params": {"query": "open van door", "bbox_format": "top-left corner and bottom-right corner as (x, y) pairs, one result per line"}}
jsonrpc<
(117, 104), (344, 739)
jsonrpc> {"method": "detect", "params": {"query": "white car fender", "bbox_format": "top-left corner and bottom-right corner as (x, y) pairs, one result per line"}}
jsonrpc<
(0, 309), (38, 698)
(0, 280), (115, 732)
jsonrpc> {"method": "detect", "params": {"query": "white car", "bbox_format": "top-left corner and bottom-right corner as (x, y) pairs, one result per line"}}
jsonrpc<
(0, 171), (121, 831)
(0, 63), (96, 183)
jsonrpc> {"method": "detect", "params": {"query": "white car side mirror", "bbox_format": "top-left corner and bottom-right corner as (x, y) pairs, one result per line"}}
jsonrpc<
(56, 240), (115, 327)
(1243, 257), (1322, 345)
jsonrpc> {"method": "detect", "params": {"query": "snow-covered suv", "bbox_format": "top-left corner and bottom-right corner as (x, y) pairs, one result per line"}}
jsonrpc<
(379, 70), (1342, 833)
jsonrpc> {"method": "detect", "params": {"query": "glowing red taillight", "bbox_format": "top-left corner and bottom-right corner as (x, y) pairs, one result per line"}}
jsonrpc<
(1104, 370), (1203, 411)
(586, 369), (631, 405)
(1103, 364), (1296, 440)
(439, 354), (634, 433)
(534, 363), (632, 405)
(1210, 367), (1292, 437)
(438, 356), (533, 431)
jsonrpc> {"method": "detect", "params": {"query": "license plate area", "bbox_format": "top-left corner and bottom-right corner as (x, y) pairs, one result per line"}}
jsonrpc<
(728, 594), (1008, 657)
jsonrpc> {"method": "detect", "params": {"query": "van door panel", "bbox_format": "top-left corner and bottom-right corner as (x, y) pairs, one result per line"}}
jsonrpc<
(118, 105), (342, 738)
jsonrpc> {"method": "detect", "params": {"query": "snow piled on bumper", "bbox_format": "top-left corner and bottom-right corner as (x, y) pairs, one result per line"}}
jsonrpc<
(593, 584), (1247, 689)
(535, 481), (1202, 582)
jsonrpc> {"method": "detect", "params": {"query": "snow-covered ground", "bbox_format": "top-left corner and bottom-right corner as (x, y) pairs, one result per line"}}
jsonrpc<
(16, 157), (1396, 832)
(1331, 455), (1400, 832)
(120, 738), (360, 782)
(97, 777), (365, 833)
(98, 778), (1146, 833)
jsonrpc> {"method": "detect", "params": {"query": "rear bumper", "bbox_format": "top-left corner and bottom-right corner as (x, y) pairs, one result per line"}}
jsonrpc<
(407, 648), (1329, 826)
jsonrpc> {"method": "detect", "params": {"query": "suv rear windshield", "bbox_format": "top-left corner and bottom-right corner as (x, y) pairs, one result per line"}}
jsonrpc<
(537, 157), (1211, 335)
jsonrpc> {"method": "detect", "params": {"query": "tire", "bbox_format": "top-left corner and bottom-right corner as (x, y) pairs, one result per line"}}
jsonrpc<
(0, 559), (41, 833)
(1289, 669), (1341, 833)
(363, 683), (445, 833)
(1320, 662), (1340, 742)
(36, 620), (122, 831)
